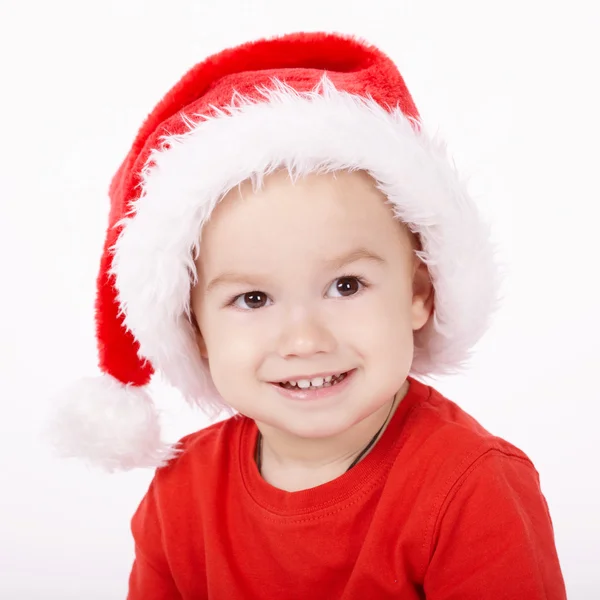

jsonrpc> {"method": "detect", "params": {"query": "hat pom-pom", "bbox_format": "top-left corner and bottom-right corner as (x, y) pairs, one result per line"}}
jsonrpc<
(44, 374), (180, 472)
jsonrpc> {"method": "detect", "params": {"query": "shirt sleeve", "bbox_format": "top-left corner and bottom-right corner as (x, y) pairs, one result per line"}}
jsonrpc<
(127, 478), (182, 600)
(423, 449), (567, 600)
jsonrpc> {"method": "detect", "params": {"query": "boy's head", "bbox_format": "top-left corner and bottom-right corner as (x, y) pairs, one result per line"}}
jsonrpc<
(46, 32), (499, 471)
(190, 169), (433, 439)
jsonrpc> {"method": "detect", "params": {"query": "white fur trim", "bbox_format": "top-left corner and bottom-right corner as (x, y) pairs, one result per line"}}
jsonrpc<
(44, 375), (179, 471)
(111, 76), (500, 406)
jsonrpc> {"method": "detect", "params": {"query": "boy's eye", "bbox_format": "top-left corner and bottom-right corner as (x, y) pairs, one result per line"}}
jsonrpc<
(327, 276), (364, 298)
(233, 291), (270, 310)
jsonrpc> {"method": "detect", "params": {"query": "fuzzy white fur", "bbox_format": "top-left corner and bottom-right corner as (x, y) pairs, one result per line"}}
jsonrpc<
(105, 76), (499, 467)
(45, 374), (180, 471)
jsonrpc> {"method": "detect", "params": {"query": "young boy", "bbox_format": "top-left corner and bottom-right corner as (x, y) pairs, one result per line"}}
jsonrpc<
(48, 32), (567, 598)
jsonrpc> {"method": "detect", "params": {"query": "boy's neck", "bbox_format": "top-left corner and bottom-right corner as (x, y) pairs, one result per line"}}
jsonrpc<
(255, 380), (409, 492)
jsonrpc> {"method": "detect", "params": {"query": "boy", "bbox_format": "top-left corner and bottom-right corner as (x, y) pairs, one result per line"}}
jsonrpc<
(47, 32), (566, 598)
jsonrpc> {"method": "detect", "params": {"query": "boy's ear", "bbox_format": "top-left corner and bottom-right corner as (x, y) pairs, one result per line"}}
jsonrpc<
(197, 335), (209, 359)
(411, 259), (434, 332)
(190, 312), (209, 358)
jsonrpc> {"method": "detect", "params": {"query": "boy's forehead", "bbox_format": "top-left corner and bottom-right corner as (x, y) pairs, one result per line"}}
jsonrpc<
(197, 169), (414, 273)
(206, 169), (394, 234)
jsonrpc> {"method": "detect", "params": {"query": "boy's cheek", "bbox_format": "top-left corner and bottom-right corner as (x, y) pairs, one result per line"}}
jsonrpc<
(204, 334), (264, 375)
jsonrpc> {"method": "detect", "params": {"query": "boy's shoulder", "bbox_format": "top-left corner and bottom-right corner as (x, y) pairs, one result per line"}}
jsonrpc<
(178, 412), (241, 448)
(402, 381), (537, 484)
(157, 412), (246, 476)
(423, 384), (529, 454)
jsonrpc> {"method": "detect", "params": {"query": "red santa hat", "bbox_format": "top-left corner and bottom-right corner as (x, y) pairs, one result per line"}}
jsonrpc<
(45, 32), (500, 471)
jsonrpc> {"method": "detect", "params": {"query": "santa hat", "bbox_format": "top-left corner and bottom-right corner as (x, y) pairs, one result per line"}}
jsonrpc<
(45, 32), (500, 472)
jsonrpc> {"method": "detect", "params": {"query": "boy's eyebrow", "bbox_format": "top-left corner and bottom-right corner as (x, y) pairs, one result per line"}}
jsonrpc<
(205, 272), (270, 293)
(323, 247), (386, 271)
(205, 247), (385, 292)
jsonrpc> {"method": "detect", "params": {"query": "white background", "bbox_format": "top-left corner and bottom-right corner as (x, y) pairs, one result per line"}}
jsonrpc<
(1, 0), (599, 598)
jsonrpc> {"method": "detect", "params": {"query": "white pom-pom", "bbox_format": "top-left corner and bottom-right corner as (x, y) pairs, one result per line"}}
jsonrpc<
(44, 374), (180, 472)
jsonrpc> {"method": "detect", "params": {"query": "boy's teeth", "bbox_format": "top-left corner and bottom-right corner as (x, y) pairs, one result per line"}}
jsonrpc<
(280, 372), (347, 389)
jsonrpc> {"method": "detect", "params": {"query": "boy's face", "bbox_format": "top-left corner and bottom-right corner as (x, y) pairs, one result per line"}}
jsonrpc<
(191, 170), (432, 439)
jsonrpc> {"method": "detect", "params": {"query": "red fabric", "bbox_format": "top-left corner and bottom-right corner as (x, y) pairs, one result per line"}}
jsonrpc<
(127, 377), (566, 599)
(96, 31), (419, 387)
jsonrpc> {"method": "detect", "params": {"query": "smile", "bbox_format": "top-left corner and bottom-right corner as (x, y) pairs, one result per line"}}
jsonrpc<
(278, 372), (349, 390)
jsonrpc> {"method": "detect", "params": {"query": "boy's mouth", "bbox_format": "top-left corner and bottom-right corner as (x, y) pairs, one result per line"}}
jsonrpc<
(277, 371), (349, 390)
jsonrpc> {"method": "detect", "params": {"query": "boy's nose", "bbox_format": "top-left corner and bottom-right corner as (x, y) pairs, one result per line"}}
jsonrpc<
(276, 309), (336, 358)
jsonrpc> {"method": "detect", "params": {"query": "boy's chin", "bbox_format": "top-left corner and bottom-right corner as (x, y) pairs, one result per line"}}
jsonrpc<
(257, 414), (361, 441)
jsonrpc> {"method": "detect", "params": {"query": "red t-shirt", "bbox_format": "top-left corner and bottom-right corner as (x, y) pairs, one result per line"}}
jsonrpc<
(128, 377), (566, 599)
